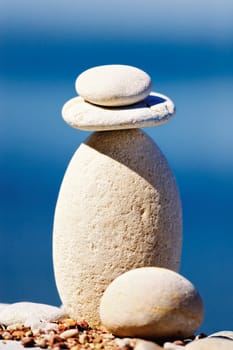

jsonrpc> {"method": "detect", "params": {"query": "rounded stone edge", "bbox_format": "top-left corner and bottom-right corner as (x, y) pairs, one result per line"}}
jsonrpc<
(61, 92), (176, 131)
(99, 267), (204, 339)
(75, 64), (153, 107)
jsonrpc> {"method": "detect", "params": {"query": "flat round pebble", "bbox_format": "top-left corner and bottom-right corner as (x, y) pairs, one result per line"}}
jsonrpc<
(99, 267), (204, 339)
(185, 337), (233, 349)
(0, 302), (67, 328)
(209, 331), (233, 340)
(62, 92), (175, 131)
(75, 65), (152, 107)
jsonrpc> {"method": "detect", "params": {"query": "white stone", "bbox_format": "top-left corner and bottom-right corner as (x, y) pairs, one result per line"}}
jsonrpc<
(185, 337), (233, 349)
(53, 129), (182, 326)
(0, 304), (9, 312)
(62, 92), (175, 131)
(0, 340), (41, 350)
(0, 302), (67, 327)
(135, 340), (163, 350)
(99, 267), (203, 339)
(75, 64), (152, 107)
(164, 343), (184, 350)
(60, 329), (79, 339)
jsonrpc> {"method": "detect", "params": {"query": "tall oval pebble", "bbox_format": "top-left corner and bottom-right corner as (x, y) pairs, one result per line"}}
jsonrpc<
(53, 129), (182, 326)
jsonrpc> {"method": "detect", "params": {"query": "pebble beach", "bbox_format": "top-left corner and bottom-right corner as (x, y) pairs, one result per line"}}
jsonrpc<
(0, 302), (232, 350)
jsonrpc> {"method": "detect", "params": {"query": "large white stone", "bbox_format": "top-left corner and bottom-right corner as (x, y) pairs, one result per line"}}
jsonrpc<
(0, 302), (67, 327)
(75, 64), (152, 107)
(185, 337), (233, 349)
(0, 304), (9, 312)
(99, 267), (203, 339)
(53, 129), (182, 326)
(62, 92), (175, 131)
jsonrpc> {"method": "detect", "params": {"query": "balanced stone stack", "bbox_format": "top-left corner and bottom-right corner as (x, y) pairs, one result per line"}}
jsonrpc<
(53, 65), (201, 338)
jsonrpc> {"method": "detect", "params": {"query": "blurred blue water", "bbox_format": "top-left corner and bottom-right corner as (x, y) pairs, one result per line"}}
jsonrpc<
(0, 36), (233, 334)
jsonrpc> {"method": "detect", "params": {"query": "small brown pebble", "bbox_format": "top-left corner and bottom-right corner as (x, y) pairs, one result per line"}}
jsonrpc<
(79, 333), (88, 344)
(77, 320), (89, 331)
(35, 337), (48, 348)
(63, 319), (77, 328)
(52, 341), (69, 349)
(12, 330), (25, 340)
(25, 330), (33, 337)
(103, 333), (114, 340)
(2, 331), (12, 340)
(173, 340), (185, 345)
(70, 346), (80, 350)
(47, 334), (63, 347)
(21, 336), (35, 347)
(93, 335), (103, 344)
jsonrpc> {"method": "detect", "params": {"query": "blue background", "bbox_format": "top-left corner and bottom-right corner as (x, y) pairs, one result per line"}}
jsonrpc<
(0, 0), (233, 334)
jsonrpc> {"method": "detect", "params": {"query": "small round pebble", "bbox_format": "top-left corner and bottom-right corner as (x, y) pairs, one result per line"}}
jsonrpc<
(99, 267), (204, 339)
(75, 64), (152, 107)
(209, 331), (233, 340)
(134, 340), (163, 350)
(185, 337), (233, 349)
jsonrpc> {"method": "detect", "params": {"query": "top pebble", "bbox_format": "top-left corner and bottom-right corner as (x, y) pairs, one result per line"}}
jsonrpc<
(75, 64), (152, 107)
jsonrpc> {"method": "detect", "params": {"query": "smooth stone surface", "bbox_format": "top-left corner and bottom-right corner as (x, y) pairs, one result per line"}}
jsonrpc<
(0, 302), (67, 327)
(0, 304), (9, 312)
(134, 340), (163, 350)
(99, 267), (203, 339)
(75, 65), (152, 107)
(0, 340), (41, 349)
(53, 129), (182, 326)
(185, 337), (233, 349)
(209, 331), (233, 340)
(164, 343), (184, 349)
(62, 92), (175, 131)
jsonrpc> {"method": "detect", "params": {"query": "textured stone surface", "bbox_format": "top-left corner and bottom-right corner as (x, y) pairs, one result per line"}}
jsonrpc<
(185, 337), (233, 349)
(62, 92), (175, 131)
(99, 267), (203, 339)
(0, 302), (67, 327)
(53, 129), (182, 326)
(75, 64), (152, 107)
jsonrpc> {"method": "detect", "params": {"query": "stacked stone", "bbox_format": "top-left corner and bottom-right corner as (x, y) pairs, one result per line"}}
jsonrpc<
(0, 66), (232, 350)
(0, 65), (232, 348)
(53, 64), (202, 338)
